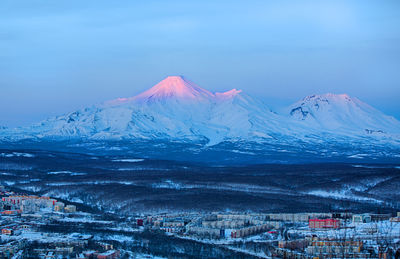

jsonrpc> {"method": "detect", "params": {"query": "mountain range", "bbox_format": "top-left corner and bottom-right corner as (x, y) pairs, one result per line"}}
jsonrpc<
(1, 76), (399, 162)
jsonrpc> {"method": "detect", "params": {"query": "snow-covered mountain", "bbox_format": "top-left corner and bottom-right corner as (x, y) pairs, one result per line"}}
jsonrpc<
(1, 76), (282, 144)
(289, 93), (400, 136)
(1, 76), (399, 150)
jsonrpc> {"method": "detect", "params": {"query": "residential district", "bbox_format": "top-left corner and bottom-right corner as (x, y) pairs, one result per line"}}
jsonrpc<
(0, 185), (399, 258)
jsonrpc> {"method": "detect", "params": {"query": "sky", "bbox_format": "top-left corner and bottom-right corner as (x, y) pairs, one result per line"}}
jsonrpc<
(1, 0), (399, 127)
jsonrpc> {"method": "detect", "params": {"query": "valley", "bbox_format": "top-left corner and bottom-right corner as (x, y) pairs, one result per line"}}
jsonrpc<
(0, 149), (398, 215)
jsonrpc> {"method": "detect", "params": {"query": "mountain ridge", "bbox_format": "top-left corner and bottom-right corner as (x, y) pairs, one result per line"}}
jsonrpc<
(1, 76), (399, 153)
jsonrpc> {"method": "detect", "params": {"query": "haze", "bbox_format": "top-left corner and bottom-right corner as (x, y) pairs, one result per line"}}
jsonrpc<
(1, 0), (399, 127)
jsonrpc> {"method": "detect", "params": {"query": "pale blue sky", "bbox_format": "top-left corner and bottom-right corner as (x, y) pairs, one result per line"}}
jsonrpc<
(1, 0), (399, 126)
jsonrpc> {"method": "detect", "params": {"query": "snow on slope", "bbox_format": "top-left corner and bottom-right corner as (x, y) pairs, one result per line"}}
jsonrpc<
(4, 76), (280, 145)
(289, 93), (400, 136)
(107, 76), (214, 104)
(1, 77), (400, 147)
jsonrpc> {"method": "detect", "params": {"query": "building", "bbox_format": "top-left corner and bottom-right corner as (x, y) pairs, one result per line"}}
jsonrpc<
(54, 202), (65, 212)
(160, 227), (182, 233)
(390, 216), (400, 222)
(83, 250), (97, 258)
(265, 221), (282, 229)
(186, 226), (221, 239)
(64, 205), (77, 213)
(370, 214), (391, 222)
(1, 229), (13, 235)
(98, 243), (113, 250)
(306, 237), (369, 258)
(309, 218), (340, 229)
(352, 214), (372, 224)
(266, 213), (331, 222)
(2, 195), (57, 212)
(202, 219), (245, 229)
(97, 250), (120, 259)
(230, 224), (269, 238)
(1, 210), (21, 215)
(163, 220), (185, 227)
(21, 199), (39, 213)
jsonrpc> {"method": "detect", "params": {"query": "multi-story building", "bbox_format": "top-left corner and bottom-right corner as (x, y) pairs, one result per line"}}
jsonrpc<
(2, 196), (57, 212)
(306, 237), (369, 258)
(309, 218), (340, 229)
(230, 224), (269, 238)
(97, 250), (120, 259)
(64, 205), (77, 213)
(352, 214), (372, 224)
(54, 202), (65, 212)
(186, 226), (221, 238)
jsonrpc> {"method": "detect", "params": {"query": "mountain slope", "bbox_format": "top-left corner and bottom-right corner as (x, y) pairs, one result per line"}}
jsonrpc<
(1, 76), (399, 152)
(4, 76), (283, 145)
(289, 93), (400, 136)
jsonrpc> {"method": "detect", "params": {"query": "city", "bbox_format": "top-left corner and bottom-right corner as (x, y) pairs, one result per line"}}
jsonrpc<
(1, 184), (399, 258)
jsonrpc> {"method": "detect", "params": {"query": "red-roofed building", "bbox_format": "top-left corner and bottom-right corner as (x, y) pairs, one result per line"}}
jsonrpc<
(1, 210), (21, 215)
(309, 218), (340, 229)
(1, 228), (13, 235)
(97, 250), (120, 259)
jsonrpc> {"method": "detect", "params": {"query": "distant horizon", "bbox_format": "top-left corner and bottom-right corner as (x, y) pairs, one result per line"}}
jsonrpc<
(1, 74), (399, 128)
(1, 0), (399, 126)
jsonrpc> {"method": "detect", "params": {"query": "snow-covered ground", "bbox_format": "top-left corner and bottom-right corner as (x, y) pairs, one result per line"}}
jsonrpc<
(47, 171), (87, 176)
(0, 152), (35, 158)
(112, 158), (145, 162)
(307, 190), (383, 204)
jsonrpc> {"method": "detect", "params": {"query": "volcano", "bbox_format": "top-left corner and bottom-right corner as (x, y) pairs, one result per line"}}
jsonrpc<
(1, 76), (399, 160)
